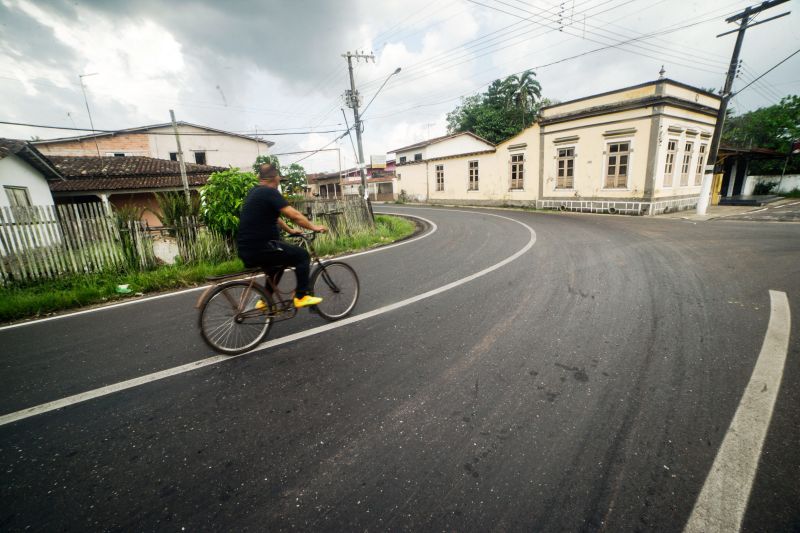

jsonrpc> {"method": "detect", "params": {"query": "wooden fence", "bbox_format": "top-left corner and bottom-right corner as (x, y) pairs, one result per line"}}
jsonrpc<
(0, 203), (154, 283)
(294, 195), (373, 236)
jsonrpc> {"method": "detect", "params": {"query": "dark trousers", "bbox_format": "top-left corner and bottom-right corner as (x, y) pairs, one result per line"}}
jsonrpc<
(239, 241), (311, 294)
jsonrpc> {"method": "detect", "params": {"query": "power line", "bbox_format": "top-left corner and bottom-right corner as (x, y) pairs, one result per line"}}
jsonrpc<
(0, 120), (345, 137)
(734, 47), (800, 97)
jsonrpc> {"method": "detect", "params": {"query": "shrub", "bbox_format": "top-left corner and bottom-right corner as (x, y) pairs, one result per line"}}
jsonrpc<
(200, 168), (258, 237)
(753, 182), (775, 195)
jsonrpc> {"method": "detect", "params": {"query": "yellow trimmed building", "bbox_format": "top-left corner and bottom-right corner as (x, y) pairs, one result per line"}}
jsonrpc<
(393, 79), (720, 215)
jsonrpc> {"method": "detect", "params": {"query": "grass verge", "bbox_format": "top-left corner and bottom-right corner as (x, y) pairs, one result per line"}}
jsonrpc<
(0, 215), (416, 323)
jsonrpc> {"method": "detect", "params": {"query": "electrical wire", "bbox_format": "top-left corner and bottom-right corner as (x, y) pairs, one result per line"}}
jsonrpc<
(0, 120), (346, 137)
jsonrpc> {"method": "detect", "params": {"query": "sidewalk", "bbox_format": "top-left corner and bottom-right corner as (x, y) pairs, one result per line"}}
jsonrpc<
(657, 198), (798, 221)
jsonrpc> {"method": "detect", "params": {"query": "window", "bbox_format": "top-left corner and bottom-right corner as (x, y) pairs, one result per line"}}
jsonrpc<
(556, 147), (575, 189)
(4, 186), (31, 208)
(435, 164), (444, 191)
(604, 142), (630, 189)
(194, 151), (207, 165)
(468, 160), (479, 190)
(414, 153), (422, 161)
(399, 156), (407, 164)
(680, 141), (693, 186)
(169, 152), (179, 161)
(510, 153), (524, 189)
(4, 186), (34, 222)
(663, 139), (677, 187)
(695, 144), (707, 185)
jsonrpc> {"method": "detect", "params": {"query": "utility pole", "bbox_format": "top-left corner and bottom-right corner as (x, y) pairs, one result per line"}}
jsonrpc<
(169, 109), (192, 207)
(696, 0), (790, 215)
(342, 50), (374, 201)
(78, 73), (101, 158)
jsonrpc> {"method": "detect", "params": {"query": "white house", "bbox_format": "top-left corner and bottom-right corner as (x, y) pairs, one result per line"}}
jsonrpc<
(392, 132), (495, 166)
(0, 139), (63, 210)
(393, 79), (721, 215)
(33, 122), (274, 170)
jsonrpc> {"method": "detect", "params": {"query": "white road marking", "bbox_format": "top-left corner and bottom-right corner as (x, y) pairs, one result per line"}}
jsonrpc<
(0, 213), (437, 332)
(0, 210), (535, 427)
(684, 290), (792, 533)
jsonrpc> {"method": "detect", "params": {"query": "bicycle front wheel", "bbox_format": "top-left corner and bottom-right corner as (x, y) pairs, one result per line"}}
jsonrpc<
(311, 261), (359, 320)
(199, 281), (273, 355)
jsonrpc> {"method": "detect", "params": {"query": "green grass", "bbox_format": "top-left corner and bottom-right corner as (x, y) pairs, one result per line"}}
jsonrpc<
(0, 215), (416, 323)
(781, 188), (800, 198)
(313, 214), (416, 257)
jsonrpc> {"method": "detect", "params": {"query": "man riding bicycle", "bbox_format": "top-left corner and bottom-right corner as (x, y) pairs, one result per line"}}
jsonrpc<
(237, 163), (328, 308)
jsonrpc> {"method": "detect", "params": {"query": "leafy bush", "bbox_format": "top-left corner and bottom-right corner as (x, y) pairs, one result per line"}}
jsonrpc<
(154, 191), (200, 227)
(753, 182), (775, 195)
(200, 168), (258, 237)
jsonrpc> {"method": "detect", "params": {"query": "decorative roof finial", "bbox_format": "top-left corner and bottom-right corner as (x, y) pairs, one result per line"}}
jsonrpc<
(658, 65), (666, 80)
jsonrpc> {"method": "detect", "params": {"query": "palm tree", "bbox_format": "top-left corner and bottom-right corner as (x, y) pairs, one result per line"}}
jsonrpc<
(502, 70), (542, 128)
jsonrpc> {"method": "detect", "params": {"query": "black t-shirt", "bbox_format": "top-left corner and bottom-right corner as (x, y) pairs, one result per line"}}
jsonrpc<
(236, 186), (288, 251)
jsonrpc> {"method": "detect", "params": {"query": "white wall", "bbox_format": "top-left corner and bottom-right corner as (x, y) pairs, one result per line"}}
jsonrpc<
(0, 154), (56, 208)
(743, 174), (800, 195)
(148, 125), (271, 170)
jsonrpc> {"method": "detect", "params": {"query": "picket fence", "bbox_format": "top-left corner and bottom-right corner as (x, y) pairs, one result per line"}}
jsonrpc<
(0, 203), (154, 283)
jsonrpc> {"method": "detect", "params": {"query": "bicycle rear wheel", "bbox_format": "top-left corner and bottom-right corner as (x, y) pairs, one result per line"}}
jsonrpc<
(199, 281), (273, 355)
(311, 261), (359, 320)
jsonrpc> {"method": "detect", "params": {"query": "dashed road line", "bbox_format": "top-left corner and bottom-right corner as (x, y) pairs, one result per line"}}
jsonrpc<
(684, 290), (792, 532)
(0, 210), (535, 427)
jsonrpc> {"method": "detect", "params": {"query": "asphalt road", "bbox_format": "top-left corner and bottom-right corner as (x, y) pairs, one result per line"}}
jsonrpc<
(1, 206), (798, 531)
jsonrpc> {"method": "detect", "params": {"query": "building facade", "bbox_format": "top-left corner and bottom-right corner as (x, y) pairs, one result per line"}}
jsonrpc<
(34, 122), (274, 171)
(394, 79), (721, 215)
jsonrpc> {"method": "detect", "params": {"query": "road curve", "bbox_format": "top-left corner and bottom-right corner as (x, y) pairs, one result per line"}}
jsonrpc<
(1, 206), (798, 531)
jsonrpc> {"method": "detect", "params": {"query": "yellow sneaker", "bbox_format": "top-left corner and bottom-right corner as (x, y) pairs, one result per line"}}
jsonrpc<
(255, 299), (268, 310)
(294, 295), (323, 308)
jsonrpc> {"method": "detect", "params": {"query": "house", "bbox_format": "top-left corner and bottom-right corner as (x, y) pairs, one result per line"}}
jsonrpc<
(0, 138), (63, 211)
(309, 159), (399, 201)
(393, 132), (495, 165)
(394, 79), (722, 215)
(47, 156), (226, 226)
(33, 122), (274, 170)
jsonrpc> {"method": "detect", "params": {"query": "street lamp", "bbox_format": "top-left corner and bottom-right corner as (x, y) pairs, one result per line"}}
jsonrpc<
(356, 67), (401, 201)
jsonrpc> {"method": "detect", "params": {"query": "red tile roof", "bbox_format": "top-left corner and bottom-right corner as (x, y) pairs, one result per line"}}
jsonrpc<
(47, 156), (226, 192)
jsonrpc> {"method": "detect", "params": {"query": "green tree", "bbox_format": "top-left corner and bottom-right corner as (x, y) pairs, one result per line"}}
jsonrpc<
(281, 162), (307, 195)
(446, 71), (544, 144)
(501, 70), (542, 128)
(200, 168), (258, 237)
(722, 95), (800, 174)
(252, 154), (281, 174)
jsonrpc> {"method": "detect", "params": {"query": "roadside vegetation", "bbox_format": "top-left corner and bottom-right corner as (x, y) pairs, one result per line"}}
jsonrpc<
(0, 214), (415, 323)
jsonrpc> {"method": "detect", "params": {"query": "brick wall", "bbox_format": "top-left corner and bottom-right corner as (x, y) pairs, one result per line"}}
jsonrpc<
(37, 133), (151, 156)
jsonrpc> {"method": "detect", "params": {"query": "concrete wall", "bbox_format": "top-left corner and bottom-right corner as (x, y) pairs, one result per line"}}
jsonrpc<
(743, 174), (800, 195)
(0, 154), (56, 208)
(651, 106), (715, 200)
(542, 115), (650, 200)
(146, 125), (270, 169)
(36, 132), (150, 157)
(36, 126), (271, 170)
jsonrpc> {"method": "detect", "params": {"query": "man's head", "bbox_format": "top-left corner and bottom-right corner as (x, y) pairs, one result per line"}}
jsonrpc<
(257, 163), (281, 188)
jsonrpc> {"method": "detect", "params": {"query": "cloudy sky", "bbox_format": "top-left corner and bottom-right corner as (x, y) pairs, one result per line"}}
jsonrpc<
(1, 0), (798, 173)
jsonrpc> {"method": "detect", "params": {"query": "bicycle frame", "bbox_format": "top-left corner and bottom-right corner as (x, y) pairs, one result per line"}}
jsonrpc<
(195, 232), (339, 318)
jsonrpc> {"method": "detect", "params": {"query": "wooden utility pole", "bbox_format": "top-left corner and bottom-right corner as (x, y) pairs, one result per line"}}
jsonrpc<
(696, 0), (790, 215)
(169, 109), (192, 207)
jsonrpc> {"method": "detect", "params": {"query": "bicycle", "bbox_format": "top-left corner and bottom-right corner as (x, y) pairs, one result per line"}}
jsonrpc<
(196, 232), (360, 355)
